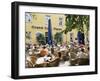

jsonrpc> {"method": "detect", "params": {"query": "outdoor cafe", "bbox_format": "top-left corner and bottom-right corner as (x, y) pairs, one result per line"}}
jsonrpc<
(25, 19), (89, 68)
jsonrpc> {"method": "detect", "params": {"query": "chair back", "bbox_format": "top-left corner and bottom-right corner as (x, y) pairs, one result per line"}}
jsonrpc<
(47, 57), (60, 67)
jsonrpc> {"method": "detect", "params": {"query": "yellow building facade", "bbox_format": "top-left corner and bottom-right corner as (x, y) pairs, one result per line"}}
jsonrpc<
(25, 12), (88, 44)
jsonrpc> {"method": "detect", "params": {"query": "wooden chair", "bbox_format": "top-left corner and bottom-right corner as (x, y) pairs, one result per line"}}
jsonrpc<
(25, 60), (33, 68)
(78, 58), (89, 65)
(62, 50), (69, 61)
(30, 55), (37, 64)
(69, 52), (77, 66)
(47, 57), (60, 67)
(26, 55), (37, 68)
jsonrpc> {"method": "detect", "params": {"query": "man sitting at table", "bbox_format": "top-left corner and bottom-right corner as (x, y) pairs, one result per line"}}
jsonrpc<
(40, 46), (49, 57)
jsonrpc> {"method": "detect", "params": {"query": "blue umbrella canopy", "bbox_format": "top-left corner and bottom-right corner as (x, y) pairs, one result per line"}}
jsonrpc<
(48, 19), (52, 46)
(77, 31), (82, 44)
(77, 31), (85, 45)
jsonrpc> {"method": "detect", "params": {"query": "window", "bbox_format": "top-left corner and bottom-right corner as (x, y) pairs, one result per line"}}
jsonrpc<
(45, 32), (48, 37)
(58, 17), (63, 26)
(45, 15), (50, 26)
(25, 12), (32, 23)
(25, 31), (31, 39)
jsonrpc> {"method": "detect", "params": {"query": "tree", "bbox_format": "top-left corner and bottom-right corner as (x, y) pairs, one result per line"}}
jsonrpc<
(62, 14), (89, 43)
(83, 16), (89, 42)
(62, 15), (89, 33)
(62, 15), (76, 34)
(36, 33), (46, 45)
(54, 32), (63, 44)
(75, 15), (89, 43)
(61, 15), (77, 44)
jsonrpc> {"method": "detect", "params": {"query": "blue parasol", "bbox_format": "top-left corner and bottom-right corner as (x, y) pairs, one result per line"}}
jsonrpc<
(48, 19), (52, 46)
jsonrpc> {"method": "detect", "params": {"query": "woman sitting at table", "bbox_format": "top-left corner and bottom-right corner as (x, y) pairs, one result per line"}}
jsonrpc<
(40, 46), (49, 57)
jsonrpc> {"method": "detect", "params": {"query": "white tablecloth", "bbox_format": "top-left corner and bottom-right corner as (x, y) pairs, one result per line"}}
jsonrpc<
(36, 57), (44, 64)
(36, 56), (52, 64)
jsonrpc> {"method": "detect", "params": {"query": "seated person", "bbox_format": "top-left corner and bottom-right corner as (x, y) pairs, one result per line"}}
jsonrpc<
(33, 46), (38, 52)
(44, 54), (52, 62)
(77, 48), (88, 59)
(40, 46), (48, 57)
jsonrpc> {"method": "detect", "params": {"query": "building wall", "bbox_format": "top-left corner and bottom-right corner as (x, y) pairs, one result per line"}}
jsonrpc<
(25, 12), (88, 44)
(25, 13), (67, 44)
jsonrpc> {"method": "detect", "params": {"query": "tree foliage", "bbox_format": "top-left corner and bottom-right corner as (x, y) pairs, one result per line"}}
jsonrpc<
(54, 32), (63, 44)
(36, 33), (46, 45)
(62, 14), (89, 34)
